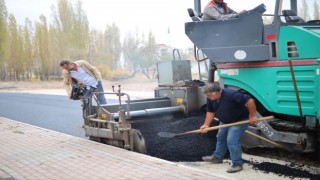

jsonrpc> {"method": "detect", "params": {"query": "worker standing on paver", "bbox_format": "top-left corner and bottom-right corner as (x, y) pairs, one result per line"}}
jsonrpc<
(59, 60), (107, 104)
(200, 82), (257, 173)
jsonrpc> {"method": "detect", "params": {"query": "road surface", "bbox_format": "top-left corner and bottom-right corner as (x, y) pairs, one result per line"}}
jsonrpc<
(0, 92), (115, 138)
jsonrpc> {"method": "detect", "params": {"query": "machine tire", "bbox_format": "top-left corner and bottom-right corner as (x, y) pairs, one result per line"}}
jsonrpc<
(132, 130), (147, 154)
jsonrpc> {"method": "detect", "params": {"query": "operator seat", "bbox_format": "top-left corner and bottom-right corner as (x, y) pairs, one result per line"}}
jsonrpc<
(187, 8), (202, 22)
(282, 10), (305, 23)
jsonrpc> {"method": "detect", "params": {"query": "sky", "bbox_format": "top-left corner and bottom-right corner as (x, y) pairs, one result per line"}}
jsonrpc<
(4, 0), (318, 49)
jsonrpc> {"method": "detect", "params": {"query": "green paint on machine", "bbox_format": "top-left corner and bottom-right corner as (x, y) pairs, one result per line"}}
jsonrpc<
(218, 64), (320, 120)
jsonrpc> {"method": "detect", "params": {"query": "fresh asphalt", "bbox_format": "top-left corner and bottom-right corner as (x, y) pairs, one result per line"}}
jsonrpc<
(0, 92), (117, 138)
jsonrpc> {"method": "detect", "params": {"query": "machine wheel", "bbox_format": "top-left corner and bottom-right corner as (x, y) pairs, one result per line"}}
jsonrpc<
(131, 129), (147, 154)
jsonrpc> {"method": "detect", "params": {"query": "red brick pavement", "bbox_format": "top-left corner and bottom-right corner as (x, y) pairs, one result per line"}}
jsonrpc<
(0, 117), (229, 180)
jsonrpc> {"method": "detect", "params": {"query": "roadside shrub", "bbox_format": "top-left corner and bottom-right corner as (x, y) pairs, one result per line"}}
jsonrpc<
(96, 64), (131, 80)
(111, 68), (131, 81)
(96, 64), (113, 79)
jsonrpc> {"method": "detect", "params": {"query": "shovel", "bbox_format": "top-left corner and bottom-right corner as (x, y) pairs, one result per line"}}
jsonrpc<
(157, 116), (274, 138)
(244, 130), (283, 148)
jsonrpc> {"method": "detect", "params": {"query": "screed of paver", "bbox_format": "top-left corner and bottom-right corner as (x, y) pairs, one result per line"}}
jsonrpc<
(0, 117), (229, 180)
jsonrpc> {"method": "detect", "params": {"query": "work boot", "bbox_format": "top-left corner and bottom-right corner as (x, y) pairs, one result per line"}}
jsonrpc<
(202, 155), (223, 163)
(227, 165), (243, 173)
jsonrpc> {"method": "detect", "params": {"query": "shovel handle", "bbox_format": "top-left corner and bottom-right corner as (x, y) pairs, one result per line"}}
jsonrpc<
(245, 130), (283, 148)
(179, 116), (274, 136)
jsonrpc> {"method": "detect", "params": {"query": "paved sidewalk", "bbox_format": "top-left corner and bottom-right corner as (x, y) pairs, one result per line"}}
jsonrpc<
(0, 117), (229, 180)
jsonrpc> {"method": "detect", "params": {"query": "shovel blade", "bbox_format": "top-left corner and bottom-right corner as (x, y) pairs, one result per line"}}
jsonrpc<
(157, 132), (177, 138)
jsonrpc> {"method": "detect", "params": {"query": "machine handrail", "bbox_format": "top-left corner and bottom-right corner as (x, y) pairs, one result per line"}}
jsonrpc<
(172, 48), (182, 61)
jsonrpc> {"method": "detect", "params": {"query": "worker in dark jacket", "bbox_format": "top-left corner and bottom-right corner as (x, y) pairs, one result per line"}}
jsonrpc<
(203, 0), (246, 20)
(200, 82), (257, 173)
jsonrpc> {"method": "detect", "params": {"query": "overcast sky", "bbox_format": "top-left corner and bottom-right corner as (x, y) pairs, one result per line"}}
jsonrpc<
(4, 0), (318, 49)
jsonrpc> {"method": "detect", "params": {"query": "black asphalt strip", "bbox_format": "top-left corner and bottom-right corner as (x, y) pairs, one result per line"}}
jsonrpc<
(131, 113), (218, 161)
(131, 114), (320, 178)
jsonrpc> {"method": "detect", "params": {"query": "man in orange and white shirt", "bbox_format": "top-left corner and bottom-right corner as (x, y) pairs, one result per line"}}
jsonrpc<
(202, 0), (246, 20)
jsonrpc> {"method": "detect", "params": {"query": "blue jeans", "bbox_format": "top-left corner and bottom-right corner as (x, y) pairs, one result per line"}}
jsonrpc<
(213, 121), (248, 166)
(85, 81), (107, 104)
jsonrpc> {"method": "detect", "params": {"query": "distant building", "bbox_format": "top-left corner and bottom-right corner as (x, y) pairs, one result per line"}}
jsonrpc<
(155, 44), (175, 55)
(155, 44), (177, 61)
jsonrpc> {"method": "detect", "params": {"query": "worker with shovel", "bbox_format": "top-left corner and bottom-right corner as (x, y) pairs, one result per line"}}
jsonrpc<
(200, 82), (257, 173)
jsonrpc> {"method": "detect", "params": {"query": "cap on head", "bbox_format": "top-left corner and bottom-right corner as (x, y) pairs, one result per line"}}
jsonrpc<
(203, 82), (221, 94)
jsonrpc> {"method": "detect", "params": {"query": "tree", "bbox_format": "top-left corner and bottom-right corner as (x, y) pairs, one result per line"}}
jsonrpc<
(123, 29), (158, 79)
(299, 0), (311, 21)
(0, 0), (8, 80)
(139, 31), (158, 79)
(22, 18), (34, 80)
(314, 0), (320, 20)
(1, 0), (166, 81)
(7, 14), (20, 80)
(34, 15), (51, 80)
(262, 16), (273, 25)
(88, 29), (106, 64)
(104, 23), (121, 68)
(71, 0), (89, 59)
(51, 0), (89, 60)
(123, 30), (143, 75)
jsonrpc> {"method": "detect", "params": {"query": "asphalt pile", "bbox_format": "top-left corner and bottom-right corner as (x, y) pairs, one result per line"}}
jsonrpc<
(246, 160), (320, 179)
(131, 113), (218, 161)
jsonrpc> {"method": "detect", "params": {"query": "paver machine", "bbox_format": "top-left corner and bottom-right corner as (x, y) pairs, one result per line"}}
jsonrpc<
(186, 0), (320, 156)
(80, 0), (320, 159)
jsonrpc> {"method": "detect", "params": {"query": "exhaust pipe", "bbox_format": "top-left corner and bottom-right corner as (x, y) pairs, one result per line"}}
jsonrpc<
(112, 105), (185, 119)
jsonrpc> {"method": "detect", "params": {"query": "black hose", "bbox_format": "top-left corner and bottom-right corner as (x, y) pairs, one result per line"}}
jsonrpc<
(288, 60), (304, 122)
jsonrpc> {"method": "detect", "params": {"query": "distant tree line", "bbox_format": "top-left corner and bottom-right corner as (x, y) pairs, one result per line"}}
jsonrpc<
(0, 0), (163, 81)
(299, 0), (320, 21)
(2, 0), (317, 81)
(262, 0), (320, 24)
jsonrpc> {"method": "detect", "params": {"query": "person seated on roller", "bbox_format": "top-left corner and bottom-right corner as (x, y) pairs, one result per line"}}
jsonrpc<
(202, 0), (246, 20)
